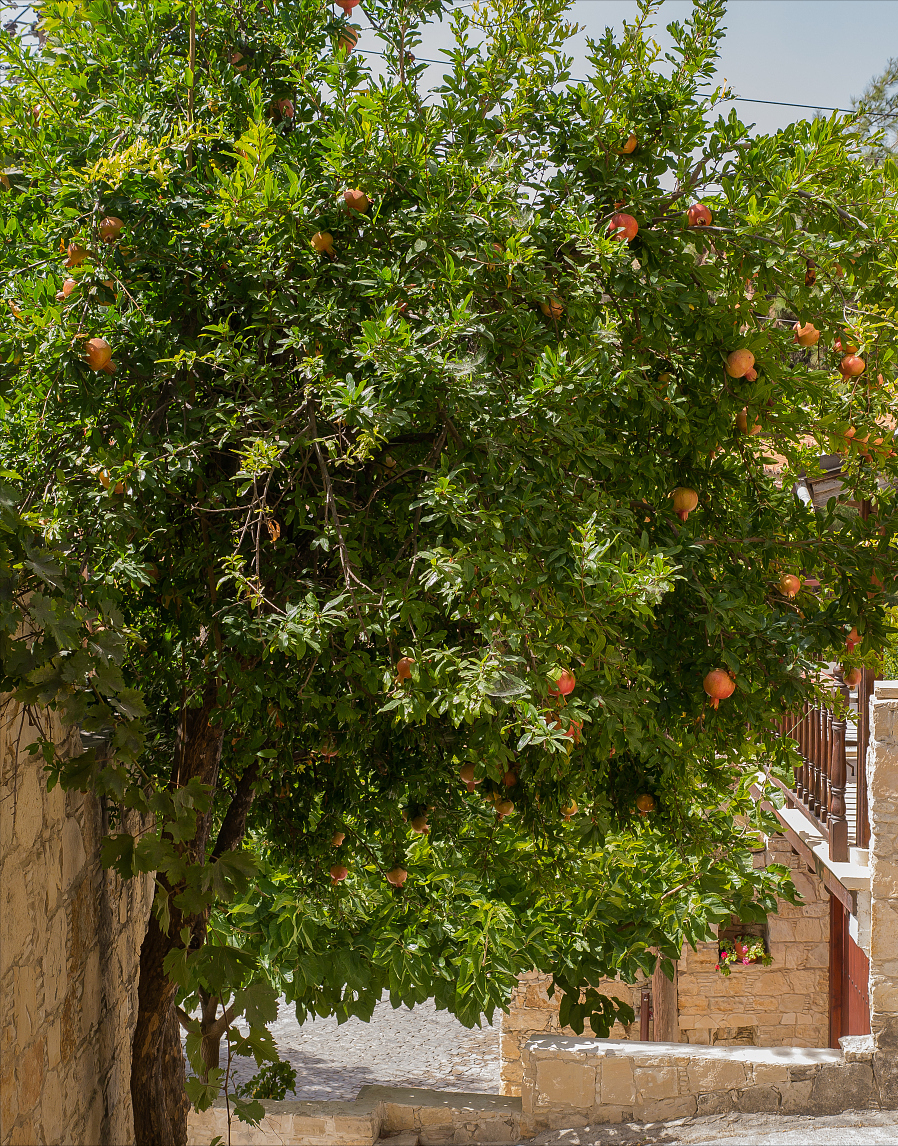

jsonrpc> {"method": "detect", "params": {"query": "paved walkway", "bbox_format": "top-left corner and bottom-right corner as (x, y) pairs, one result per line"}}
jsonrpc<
(183, 993), (500, 1099)
(532, 1110), (898, 1145)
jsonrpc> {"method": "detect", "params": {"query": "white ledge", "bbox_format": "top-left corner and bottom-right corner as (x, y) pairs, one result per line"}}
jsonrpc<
(775, 806), (872, 891)
(525, 1036), (843, 1065)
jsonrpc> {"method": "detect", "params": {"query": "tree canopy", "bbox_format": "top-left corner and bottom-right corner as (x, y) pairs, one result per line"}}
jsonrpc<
(3, 0), (898, 1141)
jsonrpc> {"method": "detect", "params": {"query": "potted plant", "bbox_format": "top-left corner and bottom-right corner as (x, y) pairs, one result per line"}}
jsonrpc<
(716, 934), (772, 976)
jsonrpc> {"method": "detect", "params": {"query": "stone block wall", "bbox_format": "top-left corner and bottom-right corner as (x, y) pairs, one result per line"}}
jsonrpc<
(677, 834), (829, 1049)
(0, 700), (154, 1146)
(500, 972), (646, 1096)
(501, 834), (830, 1096)
(521, 1035), (876, 1131)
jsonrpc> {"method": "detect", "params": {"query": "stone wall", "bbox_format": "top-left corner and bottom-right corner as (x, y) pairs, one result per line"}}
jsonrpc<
(0, 700), (154, 1146)
(520, 1034), (877, 1131)
(500, 973), (646, 1096)
(501, 833), (830, 1096)
(187, 1085), (534, 1146)
(677, 834), (829, 1049)
(867, 682), (898, 1104)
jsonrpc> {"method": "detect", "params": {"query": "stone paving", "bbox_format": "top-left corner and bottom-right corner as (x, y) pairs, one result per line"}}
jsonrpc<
(182, 992), (500, 1099)
(532, 1110), (898, 1145)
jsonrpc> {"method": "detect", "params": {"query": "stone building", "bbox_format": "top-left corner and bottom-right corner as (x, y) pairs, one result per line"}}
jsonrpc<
(499, 668), (878, 1097)
(0, 701), (153, 1146)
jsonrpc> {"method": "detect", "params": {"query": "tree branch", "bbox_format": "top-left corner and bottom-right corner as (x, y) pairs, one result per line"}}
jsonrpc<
(210, 758), (261, 862)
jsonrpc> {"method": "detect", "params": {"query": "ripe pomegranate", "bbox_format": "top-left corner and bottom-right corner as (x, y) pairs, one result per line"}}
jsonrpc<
(410, 814), (429, 834)
(621, 134), (638, 154)
(636, 793), (656, 814)
(338, 26), (359, 53)
(548, 669), (576, 697)
(396, 656), (414, 682)
(311, 231), (335, 256)
(846, 626), (861, 652)
(337, 0), (360, 9)
(56, 278), (77, 301)
(495, 799), (515, 817)
(703, 669), (736, 709)
(502, 769), (518, 787)
(724, 349), (755, 378)
(561, 800), (578, 820)
(843, 667), (862, 689)
(459, 763), (479, 787)
(99, 469), (111, 489)
(778, 574), (802, 598)
(344, 188), (369, 212)
(65, 242), (90, 268)
(735, 408), (761, 436)
(386, 867), (408, 887)
(332, 831), (345, 846)
(687, 203), (712, 226)
(330, 863), (348, 883)
(608, 213), (638, 242)
(841, 355), (866, 378)
(835, 338), (858, 354)
(276, 98), (295, 119)
(85, 338), (112, 370)
(98, 216), (124, 242)
(671, 487), (698, 522)
(540, 297), (563, 319)
(793, 322), (820, 348)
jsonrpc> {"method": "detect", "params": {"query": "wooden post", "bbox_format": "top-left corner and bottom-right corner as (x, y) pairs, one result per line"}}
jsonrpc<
(857, 666), (873, 848)
(651, 956), (678, 1043)
(829, 893), (846, 1047)
(639, 988), (652, 1041)
(829, 679), (850, 862)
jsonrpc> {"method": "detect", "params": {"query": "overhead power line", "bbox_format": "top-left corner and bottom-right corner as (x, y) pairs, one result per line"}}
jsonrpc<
(357, 49), (868, 115)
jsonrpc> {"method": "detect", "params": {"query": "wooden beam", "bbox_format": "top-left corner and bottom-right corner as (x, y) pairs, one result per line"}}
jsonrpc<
(829, 894), (845, 1048)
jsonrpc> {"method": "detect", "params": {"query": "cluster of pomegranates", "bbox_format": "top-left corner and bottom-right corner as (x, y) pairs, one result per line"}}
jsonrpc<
(329, 827), (408, 888)
(63, 215), (125, 374)
(309, 188), (371, 259)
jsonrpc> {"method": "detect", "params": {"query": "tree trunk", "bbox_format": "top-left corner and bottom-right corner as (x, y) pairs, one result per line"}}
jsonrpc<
(132, 911), (191, 1146)
(131, 686), (225, 1146)
(651, 952), (679, 1043)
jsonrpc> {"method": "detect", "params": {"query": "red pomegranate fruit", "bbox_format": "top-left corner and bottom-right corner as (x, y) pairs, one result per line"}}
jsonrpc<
(725, 349), (755, 378)
(703, 669), (736, 709)
(548, 669), (576, 697)
(608, 213), (638, 242)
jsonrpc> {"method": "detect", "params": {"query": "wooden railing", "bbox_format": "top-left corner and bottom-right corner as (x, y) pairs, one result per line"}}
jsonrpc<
(775, 667), (873, 864)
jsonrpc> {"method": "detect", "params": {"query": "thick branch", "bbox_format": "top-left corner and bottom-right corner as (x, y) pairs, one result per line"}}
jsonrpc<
(210, 757), (260, 862)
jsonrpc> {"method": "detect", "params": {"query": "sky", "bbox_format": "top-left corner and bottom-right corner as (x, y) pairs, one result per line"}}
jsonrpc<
(361, 0), (898, 137)
(4, 0), (898, 137)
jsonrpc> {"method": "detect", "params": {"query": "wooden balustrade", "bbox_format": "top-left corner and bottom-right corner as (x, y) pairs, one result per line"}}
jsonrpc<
(776, 673), (859, 864)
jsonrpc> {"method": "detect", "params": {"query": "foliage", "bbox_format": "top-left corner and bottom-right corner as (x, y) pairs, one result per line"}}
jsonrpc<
(233, 1060), (298, 1102)
(853, 57), (898, 166)
(3, 0), (898, 1134)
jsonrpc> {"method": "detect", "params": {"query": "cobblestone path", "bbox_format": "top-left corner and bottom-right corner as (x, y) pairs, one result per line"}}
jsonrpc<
(183, 993), (500, 1100)
(532, 1109), (898, 1145)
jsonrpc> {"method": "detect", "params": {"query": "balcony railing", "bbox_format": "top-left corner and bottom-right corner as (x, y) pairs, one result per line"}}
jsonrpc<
(774, 668), (873, 864)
